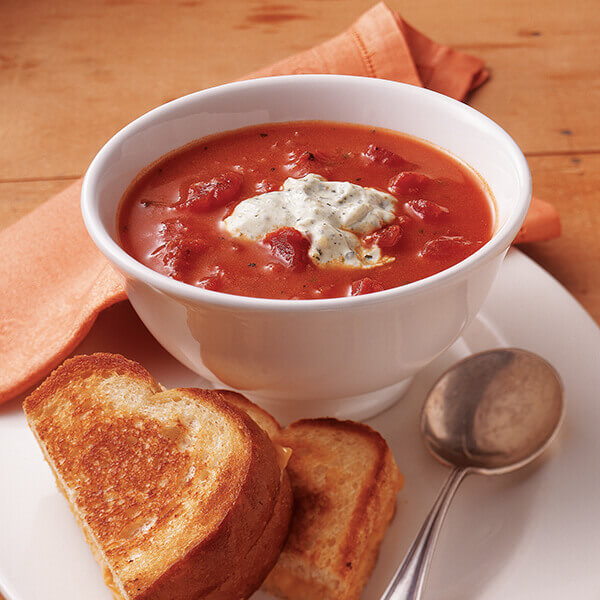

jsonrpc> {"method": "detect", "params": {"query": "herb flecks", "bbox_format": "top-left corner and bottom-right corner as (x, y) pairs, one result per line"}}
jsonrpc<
(248, 262), (256, 267)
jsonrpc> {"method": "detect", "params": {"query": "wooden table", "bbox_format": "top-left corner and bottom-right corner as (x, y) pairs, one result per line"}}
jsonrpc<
(1, 0), (599, 325)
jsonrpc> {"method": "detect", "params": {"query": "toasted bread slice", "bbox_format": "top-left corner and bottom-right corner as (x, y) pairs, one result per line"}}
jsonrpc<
(211, 389), (282, 440)
(23, 353), (291, 600)
(200, 390), (292, 600)
(206, 471), (293, 600)
(263, 418), (403, 600)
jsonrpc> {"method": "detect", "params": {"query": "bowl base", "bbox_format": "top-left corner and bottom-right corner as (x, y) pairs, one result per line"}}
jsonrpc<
(333, 377), (414, 421)
(245, 377), (414, 424)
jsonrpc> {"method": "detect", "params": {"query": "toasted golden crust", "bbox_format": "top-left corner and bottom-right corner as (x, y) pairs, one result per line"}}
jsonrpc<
(205, 472), (293, 600)
(24, 352), (161, 414)
(213, 389), (282, 439)
(201, 390), (291, 599)
(24, 354), (288, 600)
(264, 418), (403, 600)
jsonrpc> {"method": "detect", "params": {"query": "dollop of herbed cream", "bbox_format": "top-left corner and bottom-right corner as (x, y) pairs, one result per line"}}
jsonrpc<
(223, 174), (397, 268)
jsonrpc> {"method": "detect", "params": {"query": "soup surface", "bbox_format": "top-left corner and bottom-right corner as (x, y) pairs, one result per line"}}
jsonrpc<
(118, 121), (494, 299)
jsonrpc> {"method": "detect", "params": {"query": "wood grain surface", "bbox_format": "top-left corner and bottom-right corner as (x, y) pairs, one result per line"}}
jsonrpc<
(0, 3), (598, 596)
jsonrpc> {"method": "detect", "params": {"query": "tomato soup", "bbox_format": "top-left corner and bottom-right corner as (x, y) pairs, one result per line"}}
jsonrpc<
(118, 121), (494, 299)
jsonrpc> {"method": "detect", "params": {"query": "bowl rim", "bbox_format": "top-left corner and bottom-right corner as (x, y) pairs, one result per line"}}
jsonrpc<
(81, 74), (532, 312)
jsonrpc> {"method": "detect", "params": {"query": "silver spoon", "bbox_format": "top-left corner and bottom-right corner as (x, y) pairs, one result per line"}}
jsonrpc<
(382, 348), (564, 600)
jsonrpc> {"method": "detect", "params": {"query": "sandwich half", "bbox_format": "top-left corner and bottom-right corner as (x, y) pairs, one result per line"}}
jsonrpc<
(23, 353), (292, 600)
(223, 395), (404, 600)
(263, 418), (403, 600)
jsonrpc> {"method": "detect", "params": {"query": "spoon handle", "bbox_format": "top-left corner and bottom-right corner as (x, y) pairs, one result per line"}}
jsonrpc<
(381, 466), (468, 600)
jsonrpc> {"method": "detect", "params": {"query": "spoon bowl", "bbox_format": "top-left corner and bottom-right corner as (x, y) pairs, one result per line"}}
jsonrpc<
(382, 348), (563, 600)
(422, 348), (564, 474)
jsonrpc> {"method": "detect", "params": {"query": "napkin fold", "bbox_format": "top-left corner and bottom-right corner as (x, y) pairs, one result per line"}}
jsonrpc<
(247, 4), (489, 101)
(0, 2), (561, 403)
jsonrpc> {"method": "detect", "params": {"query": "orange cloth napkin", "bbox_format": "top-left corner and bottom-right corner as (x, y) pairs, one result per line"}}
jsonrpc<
(0, 2), (560, 404)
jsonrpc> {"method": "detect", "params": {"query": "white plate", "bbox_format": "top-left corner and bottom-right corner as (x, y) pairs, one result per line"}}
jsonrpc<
(1, 248), (599, 600)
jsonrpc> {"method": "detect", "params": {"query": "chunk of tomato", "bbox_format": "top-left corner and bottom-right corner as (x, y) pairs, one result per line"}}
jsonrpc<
(181, 171), (243, 211)
(263, 227), (310, 271)
(405, 199), (449, 222)
(420, 235), (473, 259)
(351, 277), (385, 296)
(285, 149), (333, 178)
(388, 172), (432, 196)
(159, 238), (207, 277)
(157, 217), (188, 238)
(362, 144), (410, 169)
(372, 223), (403, 249)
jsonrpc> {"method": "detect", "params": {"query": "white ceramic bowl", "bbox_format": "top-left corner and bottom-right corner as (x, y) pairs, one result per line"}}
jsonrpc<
(82, 75), (531, 422)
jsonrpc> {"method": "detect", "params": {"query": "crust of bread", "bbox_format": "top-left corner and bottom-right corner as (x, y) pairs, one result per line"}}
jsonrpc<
(205, 471), (293, 600)
(210, 390), (282, 439)
(24, 353), (290, 600)
(263, 418), (403, 600)
(190, 390), (292, 599)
